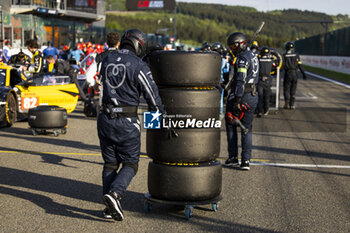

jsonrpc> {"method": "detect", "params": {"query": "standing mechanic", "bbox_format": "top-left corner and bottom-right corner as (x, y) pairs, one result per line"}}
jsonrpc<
(95, 32), (120, 86)
(96, 32), (120, 69)
(283, 41), (307, 109)
(26, 39), (44, 73)
(86, 32), (120, 99)
(257, 46), (276, 117)
(98, 29), (164, 221)
(224, 32), (259, 170)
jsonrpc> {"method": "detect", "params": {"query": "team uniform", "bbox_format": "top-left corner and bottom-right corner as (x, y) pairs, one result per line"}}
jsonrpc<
(225, 48), (259, 168)
(257, 49), (275, 116)
(282, 42), (307, 109)
(98, 48), (164, 219)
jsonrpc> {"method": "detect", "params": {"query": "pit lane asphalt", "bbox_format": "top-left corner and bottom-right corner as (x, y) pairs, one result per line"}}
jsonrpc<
(0, 74), (349, 233)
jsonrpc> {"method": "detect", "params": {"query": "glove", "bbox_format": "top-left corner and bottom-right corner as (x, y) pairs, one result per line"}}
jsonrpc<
(232, 103), (242, 117)
(240, 102), (251, 112)
(227, 112), (236, 123)
(232, 102), (251, 119)
(162, 115), (178, 138)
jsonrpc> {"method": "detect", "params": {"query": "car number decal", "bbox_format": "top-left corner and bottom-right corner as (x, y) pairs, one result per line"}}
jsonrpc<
(21, 94), (39, 110)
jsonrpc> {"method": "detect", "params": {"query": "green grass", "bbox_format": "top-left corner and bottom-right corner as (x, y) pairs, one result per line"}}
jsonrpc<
(303, 65), (350, 84)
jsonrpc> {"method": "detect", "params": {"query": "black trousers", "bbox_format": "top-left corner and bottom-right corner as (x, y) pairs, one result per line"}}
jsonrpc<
(257, 79), (271, 114)
(283, 70), (298, 106)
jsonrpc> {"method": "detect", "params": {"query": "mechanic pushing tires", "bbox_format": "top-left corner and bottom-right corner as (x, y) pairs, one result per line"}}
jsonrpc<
(145, 51), (222, 219)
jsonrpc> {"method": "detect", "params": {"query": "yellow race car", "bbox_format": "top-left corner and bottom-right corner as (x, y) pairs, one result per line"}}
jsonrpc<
(0, 62), (79, 127)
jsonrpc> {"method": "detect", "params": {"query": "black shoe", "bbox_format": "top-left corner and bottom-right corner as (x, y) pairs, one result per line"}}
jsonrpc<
(103, 191), (124, 221)
(284, 103), (289, 109)
(257, 113), (262, 118)
(103, 208), (112, 219)
(224, 157), (239, 166)
(240, 160), (250, 170)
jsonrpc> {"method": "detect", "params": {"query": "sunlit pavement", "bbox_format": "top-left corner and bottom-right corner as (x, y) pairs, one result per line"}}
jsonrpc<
(0, 75), (349, 232)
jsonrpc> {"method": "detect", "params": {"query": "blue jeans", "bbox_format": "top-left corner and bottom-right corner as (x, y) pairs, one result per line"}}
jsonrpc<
(97, 113), (140, 197)
(225, 93), (258, 161)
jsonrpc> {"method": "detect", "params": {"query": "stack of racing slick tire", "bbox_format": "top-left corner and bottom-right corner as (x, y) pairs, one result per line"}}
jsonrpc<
(146, 51), (223, 202)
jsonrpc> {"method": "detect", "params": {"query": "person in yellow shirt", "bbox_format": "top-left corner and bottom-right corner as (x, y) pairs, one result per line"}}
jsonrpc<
(26, 39), (44, 74)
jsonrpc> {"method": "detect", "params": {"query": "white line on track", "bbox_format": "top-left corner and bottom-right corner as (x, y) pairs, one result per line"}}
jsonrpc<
(305, 71), (350, 89)
(252, 162), (350, 169)
(296, 92), (318, 100)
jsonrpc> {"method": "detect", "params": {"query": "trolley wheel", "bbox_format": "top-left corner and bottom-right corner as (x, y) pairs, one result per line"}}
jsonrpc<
(185, 206), (194, 220)
(144, 200), (151, 213)
(32, 129), (37, 136)
(212, 203), (219, 212)
(61, 128), (67, 134)
(53, 130), (59, 137)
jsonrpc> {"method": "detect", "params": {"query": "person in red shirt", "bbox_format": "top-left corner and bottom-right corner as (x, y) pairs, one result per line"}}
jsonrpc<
(86, 42), (94, 55)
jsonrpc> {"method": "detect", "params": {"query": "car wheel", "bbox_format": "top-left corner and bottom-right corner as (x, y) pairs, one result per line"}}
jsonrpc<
(1, 94), (17, 127)
(149, 51), (222, 86)
(148, 160), (222, 201)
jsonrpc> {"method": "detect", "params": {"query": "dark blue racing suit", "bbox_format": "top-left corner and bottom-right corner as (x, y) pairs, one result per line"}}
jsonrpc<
(225, 49), (259, 161)
(257, 54), (275, 114)
(283, 51), (306, 107)
(97, 49), (164, 197)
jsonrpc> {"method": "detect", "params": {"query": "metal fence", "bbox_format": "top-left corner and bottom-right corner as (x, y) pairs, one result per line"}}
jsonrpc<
(295, 26), (350, 56)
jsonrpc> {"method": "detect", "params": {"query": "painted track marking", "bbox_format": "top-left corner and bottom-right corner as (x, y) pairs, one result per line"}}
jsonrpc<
(305, 71), (350, 89)
(1, 150), (349, 169)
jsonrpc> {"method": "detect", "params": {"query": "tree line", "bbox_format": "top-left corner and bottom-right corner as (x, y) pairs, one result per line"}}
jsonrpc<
(106, 2), (349, 50)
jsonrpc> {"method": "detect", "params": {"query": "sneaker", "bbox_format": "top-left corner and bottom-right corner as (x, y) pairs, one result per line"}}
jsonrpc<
(240, 160), (250, 170)
(224, 157), (239, 166)
(103, 208), (113, 219)
(103, 191), (124, 221)
(264, 110), (269, 116)
(290, 105), (295, 109)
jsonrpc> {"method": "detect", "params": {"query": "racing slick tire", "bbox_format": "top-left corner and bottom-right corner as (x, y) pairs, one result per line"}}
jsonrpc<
(148, 160), (222, 201)
(149, 51), (222, 86)
(147, 128), (220, 163)
(28, 106), (67, 129)
(159, 88), (220, 121)
(0, 93), (17, 127)
(270, 48), (283, 75)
